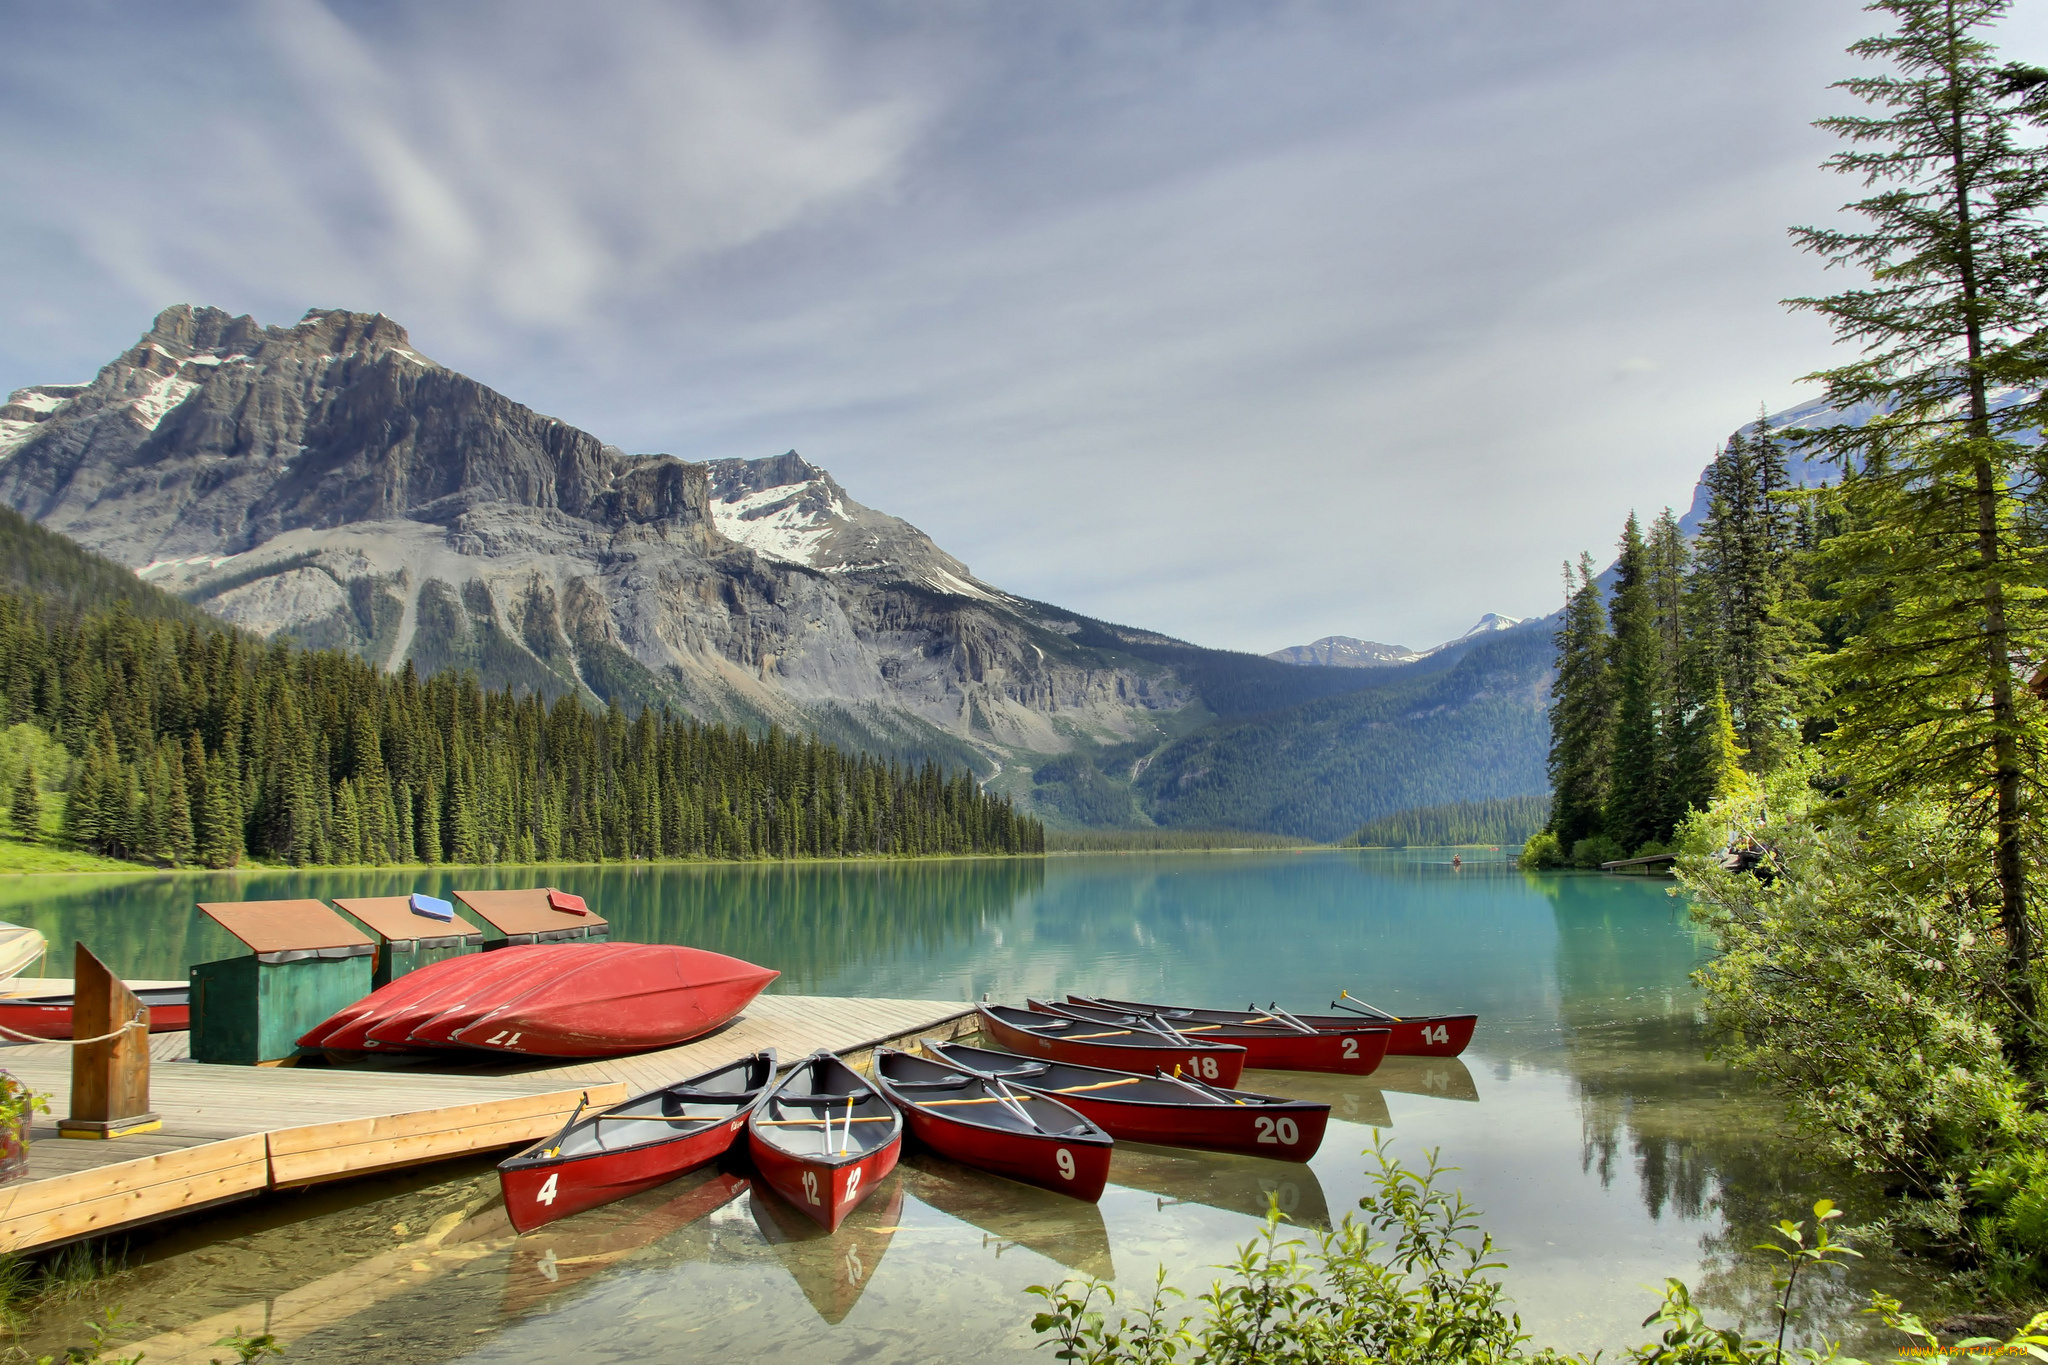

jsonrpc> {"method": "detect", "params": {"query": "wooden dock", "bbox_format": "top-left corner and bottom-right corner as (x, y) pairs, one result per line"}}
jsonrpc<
(0, 995), (975, 1255)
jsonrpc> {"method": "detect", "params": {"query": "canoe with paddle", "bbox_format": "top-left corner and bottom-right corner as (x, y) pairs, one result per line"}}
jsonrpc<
(1074, 993), (1478, 1058)
(0, 986), (189, 1041)
(748, 1051), (903, 1232)
(499, 1049), (776, 1233)
(976, 1003), (1248, 1088)
(873, 1047), (1112, 1201)
(1033, 997), (1391, 1075)
(923, 1039), (1328, 1161)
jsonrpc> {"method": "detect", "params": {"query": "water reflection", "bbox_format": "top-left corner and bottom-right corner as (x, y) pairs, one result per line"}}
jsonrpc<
(501, 1168), (750, 1317)
(901, 1153), (1115, 1280)
(1110, 1143), (1332, 1228)
(750, 1172), (906, 1324)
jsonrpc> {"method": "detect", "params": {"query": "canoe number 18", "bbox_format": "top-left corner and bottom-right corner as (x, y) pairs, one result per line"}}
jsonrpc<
(1186, 1057), (1220, 1079)
(1255, 1116), (1300, 1146)
(1056, 1148), (1076, 1180)
(535, 1173), (559, 1206)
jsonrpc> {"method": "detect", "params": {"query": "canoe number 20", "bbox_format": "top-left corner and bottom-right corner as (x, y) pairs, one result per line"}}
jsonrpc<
(536, 1173), (559, 1206)
(1056, 1148), (1076, 1180)
(1255, 1116), (1300, 1146)
(1187, 1056), (1220, 1079)
(1423, 1025), (1450, 1045)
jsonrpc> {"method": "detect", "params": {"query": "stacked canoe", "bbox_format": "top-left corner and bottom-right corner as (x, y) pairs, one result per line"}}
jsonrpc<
(301, 942), (778, 1059)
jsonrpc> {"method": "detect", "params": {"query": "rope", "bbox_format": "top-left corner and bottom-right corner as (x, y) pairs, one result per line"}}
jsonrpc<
(0, 1010), (147, 1047)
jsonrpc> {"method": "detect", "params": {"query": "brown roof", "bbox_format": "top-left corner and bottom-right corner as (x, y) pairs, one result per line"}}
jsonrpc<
(196, 900), (375, 955)
(452, 887), (608, 937)
(332, 895), (482, 942)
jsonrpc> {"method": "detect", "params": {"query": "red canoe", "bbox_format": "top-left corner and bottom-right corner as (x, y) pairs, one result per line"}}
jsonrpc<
(1080, 995), (1479, 1058)
(748, 1052), (903, 1232)
(874, 1047), (1111, 1201)
(400, 946), (617, 1049)
(498, 1050), (775, 1233)
(300, 950), (498, 1049)
(0, 987), (189, 1041)
(449, 944), (777, 1057)
(976, 1004), (1248, 1088)
(1039, 998), (1391, 1075)
(924, 1039), (1328, 1161)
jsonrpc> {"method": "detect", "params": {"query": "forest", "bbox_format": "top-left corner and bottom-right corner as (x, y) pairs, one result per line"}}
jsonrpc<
(0, 511), (1040, 868)
(1342, 795), (1549, 848)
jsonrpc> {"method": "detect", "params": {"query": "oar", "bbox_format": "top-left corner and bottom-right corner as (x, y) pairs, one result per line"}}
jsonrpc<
(1330, 990), (1402, 1022)
(840, 1095), (855, 1155)
(1262, 1004), (1321, 1036)
(920, 1077), (1145, 1107)
(539, 1092), (591, 1157)
(990, 1079), (1040, 1131)
(757, 1116), (898, 1126)
(1159, 1065), (1247, 1106)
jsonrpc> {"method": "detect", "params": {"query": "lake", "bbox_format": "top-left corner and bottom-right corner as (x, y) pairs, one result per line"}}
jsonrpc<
(8, 852), (1945, 1361)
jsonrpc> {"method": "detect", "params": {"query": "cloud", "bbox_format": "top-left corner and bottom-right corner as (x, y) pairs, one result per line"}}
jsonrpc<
(0, 0), (1999, 653)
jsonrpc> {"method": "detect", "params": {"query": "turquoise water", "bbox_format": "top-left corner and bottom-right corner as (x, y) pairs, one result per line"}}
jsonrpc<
(10, 853), (1940, 1361)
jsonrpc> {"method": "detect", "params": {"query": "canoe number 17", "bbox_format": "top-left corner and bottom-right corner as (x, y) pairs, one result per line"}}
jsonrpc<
(485, 1031), (524, 1048)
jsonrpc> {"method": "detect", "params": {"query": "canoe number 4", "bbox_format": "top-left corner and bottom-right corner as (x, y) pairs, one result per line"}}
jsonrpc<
(535, 1173), (559, 1206)
(1056, 1148), (1076, 1180)
(1185, 1056), (1220, 1079)
(484, 1031), (524, 1048)
(1423, 1025), (1450, 1045)
(1255, 1116), (1300, 1146)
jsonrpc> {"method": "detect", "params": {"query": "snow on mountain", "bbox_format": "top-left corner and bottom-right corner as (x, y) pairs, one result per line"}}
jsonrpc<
(1267, 614), (1526, 669)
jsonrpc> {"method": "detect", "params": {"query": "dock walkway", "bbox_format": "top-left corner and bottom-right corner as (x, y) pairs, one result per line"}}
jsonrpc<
(0, 995), (975, 1255)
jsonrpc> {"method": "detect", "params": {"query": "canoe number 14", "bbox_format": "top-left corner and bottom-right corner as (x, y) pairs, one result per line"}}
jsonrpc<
(1423, 1025), (1450, 1045)
(535, 1173), (559, 1206)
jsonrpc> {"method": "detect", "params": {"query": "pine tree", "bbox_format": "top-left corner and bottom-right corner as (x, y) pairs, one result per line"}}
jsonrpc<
(1605, 515), (1664, 852)
(1786, 0), (2048, 1060)
(1546, 553), (1613, 849)
(10, 759), (39, 842)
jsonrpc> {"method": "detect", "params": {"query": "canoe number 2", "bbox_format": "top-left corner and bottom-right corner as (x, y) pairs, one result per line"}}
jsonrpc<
(802, 1170), (822, 1206)
(1341, 1038), (1359, 1059)
(1255, 1116), (1300, 1146)
(536, 1173), (559, 1206)
(1423, 1025), (1450, 1045)
(1187, 1056), (1220, 1079)
(1056, 1148), (1076, 1180)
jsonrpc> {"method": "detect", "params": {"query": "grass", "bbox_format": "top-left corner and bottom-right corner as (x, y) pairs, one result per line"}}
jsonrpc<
(0, 795), (154, 876)
(1045, 828), (1323, 853)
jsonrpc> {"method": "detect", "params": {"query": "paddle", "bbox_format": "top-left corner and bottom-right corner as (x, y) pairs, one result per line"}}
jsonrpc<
(1329, 990), (1402, 1022)
(757, 1116), (898, 1126)
(1262, 1004), (1321, 1036)
(918, 1076), (1145, 1107)
(1158, 1065), (1247, 1106)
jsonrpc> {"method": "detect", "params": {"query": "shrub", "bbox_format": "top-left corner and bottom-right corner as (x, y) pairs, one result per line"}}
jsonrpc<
(1568, 834), (1624, 869)
(1518, 831), (1563, 870)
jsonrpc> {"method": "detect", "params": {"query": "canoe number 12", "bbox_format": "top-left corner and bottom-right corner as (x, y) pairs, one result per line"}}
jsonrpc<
(802, 1170), (822, 1206)
(535, 1173), (559, 1206)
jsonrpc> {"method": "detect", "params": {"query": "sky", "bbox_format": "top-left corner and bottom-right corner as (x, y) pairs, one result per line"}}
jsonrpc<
(5, 1), (2044, 654)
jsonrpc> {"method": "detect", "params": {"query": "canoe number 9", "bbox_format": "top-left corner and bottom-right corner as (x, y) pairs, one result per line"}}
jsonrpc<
(485, 1031), (524, 1048)
(535, 1173), (559, 1206)
(1056, 1148), (1076, 1180)
(802, 1170), (822, 1206)
(843, 1166), (862, 1205)
(1341, 1038), (1359, 1059)
(1423, 1025), (1450, 1045)
(1188, 1056), (1220, 1079)
(1255, 1116), (1300, 1146)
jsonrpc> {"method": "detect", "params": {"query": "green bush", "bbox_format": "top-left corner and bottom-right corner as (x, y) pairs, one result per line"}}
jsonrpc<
(1568, 834), (1624, 868)
(1517, 830), (1563, 870)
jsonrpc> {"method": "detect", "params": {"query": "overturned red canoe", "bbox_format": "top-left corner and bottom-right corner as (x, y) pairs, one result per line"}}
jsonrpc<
(1044, 998), (1391, 1075)
(300, 943), (778, 1059)
(449, 944), (779, 1058)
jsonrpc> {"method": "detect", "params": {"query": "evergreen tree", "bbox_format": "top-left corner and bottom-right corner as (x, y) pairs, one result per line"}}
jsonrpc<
(10, 759), (38, 842)
(1546, 553), (1613, 848)
(1605, 515), (1664, 852)
(1787, 0), (2048, 1059)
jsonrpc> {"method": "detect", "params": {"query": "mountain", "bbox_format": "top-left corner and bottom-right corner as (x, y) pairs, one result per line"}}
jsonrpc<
(0, 305), (1555, 829)
(1266, 614), (1525, 669)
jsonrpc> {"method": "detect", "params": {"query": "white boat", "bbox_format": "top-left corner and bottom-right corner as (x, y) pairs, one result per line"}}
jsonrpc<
(0, 924), (47, 983)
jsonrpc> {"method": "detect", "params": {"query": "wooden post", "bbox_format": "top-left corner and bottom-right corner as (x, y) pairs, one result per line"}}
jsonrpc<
(57, 943), (159, 1139)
